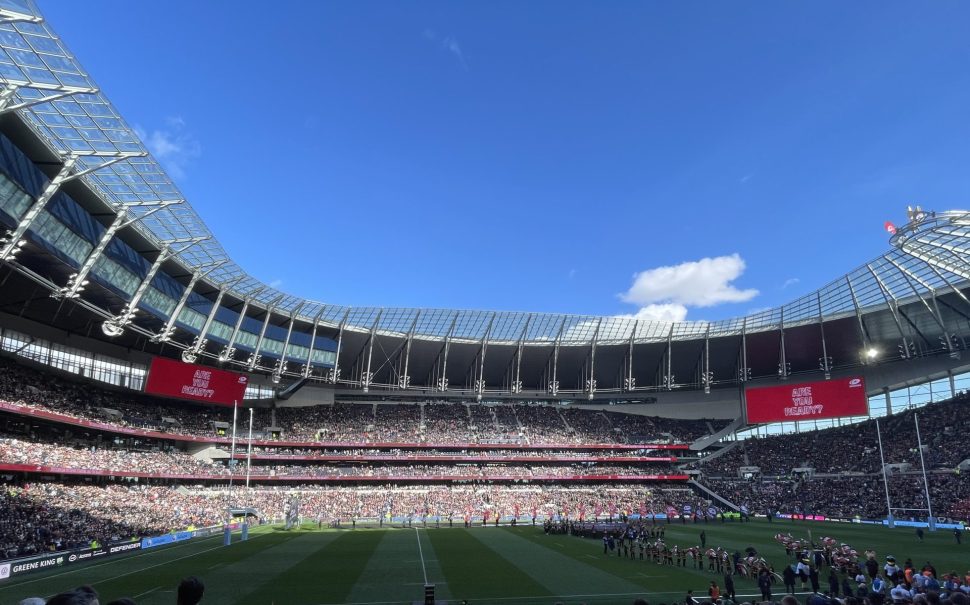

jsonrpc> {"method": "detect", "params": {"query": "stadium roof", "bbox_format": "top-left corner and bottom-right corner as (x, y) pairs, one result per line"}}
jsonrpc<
(1, 0), (970, 349)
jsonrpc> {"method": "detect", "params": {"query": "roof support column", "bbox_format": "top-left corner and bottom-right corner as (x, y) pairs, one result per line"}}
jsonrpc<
(246, 296), (283, 371)
(475, 313), (495, 400)
(181, 279), (242, 364)
(219, 289), (263, 363)
(585, 319), (602, 399)
(437, 314), (458, 392)
(0, 157), (75, 261)
(817, 292), (831, 379)
(361, 310), (383, 393)
(702, 324), (712, 394)
(329, 310), (351, 384)
(739, 318), (750, 382)
(548, 318), (567, 396)
(845, 275), (872, 364)
(511, 314), (531, 394)
(778, 308), (790, 379)
(625, 320), (638, 391)
(153, 260), (226, 343)
(101, 237), (207, 337)
(865, 264), (913, 358)
(301, 309), (324, 378)
(1, 151), (145, 262)
(58, 200), (184, 299)
(274, 303), (305, 381)
(398, 312), (420, 389)
(663, 325), (674, 390)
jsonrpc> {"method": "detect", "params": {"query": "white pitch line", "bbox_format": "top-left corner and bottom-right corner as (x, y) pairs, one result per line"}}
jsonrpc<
(11, 533), (225, 589)
(132, 586), (161, 599)
(23, 530), (273, 592)
(414, 528), (429, 586)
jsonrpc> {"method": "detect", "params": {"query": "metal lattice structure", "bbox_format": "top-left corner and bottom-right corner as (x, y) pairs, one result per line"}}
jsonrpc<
(1, 1), (970, 398)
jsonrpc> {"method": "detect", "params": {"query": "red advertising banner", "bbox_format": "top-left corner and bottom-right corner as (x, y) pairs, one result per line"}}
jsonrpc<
(144, 357), (248, 406)
(744, 376), (867, 423)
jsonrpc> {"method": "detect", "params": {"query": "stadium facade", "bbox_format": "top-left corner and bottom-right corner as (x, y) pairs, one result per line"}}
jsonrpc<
(0, 0), (969, 420)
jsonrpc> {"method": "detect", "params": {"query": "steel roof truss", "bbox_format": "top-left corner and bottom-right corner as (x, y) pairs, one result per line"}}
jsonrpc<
(865, 263), (912, 358)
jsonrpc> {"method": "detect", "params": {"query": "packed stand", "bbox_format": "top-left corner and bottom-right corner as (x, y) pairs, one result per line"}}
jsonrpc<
(703, 474), (970, 522)
(0, 431), (676, 479)
(0, 356), (715, 445)
(699, 394), (970, 478)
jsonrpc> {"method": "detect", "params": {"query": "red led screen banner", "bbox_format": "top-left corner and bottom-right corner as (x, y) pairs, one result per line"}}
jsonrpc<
(744, 376), (868, 423)
(144, 357), (248, 406)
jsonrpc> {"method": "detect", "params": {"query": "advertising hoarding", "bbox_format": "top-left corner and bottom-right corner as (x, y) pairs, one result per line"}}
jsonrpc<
(745, 376), (867, 423)
(144, 357), (247, 406)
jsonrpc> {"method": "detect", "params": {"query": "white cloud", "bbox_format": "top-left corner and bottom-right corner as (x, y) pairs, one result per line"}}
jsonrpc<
(268, 279), (283, 289)
(423, 30), (468, 70)
(441, 35), (468, 70)
(134, 116), (201, 181)
(616, 303), (689, 323)
(620, 253), (759, 309)
(568, 268), (576, 280)
(782, 277), (800, 289)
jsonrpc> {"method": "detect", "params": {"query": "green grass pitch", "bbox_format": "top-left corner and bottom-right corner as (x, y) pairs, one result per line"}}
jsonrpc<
(0, 520), (964, 605)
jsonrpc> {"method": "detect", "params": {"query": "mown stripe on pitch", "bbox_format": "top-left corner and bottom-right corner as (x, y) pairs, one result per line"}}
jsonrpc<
(235, 529), (385, 605)
(505, 525), (751, 596)
(473, 526), (649, 598)
(427, 528), (552, 602)
(89, 530), (299, 605)
(0, 527), (291, 604)
(411, 529), (454, 602)
(343, 530), (451, 604)
(171, 530), (347, 605)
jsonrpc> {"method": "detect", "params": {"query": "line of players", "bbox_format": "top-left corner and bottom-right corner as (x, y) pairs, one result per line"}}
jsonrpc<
(594, 524), (773, 578)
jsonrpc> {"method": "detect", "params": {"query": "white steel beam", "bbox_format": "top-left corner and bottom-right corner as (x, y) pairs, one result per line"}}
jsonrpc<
(153, 259), (227, 342)
(58, 199), (184, 299)
(101, 236), (207, 337)
(180, 277), (245, 364)
(219, 288), (265, 363)
(247, 295), (284, 371)
(0, 151), (146, 261)
(329, 310), (351, 384)
(300, 308), (325, 378)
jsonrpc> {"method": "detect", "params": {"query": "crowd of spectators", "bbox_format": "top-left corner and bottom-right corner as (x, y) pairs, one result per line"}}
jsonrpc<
(0, 356), (724, 446)
(698, 395), (970, 478)
(245, 445), (671, 459)
(688, 393), (970, 522)
(1, 483), (224, 559)
(0, 432), (676, 479)
(703, 474), (970, 522)
(0, 434), (227, 476)
(0, 481), (693, 559)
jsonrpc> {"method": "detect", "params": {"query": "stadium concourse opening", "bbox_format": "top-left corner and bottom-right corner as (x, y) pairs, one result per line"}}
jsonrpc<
(0, 1), (969, 605)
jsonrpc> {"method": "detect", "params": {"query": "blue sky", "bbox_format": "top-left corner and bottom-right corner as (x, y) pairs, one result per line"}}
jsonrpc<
(39, 1), (970, 321)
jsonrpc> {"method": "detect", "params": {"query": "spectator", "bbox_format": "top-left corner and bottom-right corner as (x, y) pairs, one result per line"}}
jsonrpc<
(177, 577), (205, 605)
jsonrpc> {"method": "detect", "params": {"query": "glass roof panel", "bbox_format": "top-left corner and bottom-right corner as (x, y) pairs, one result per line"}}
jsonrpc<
(489, 312), (530, 343)
(1, 1), (969, 348)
